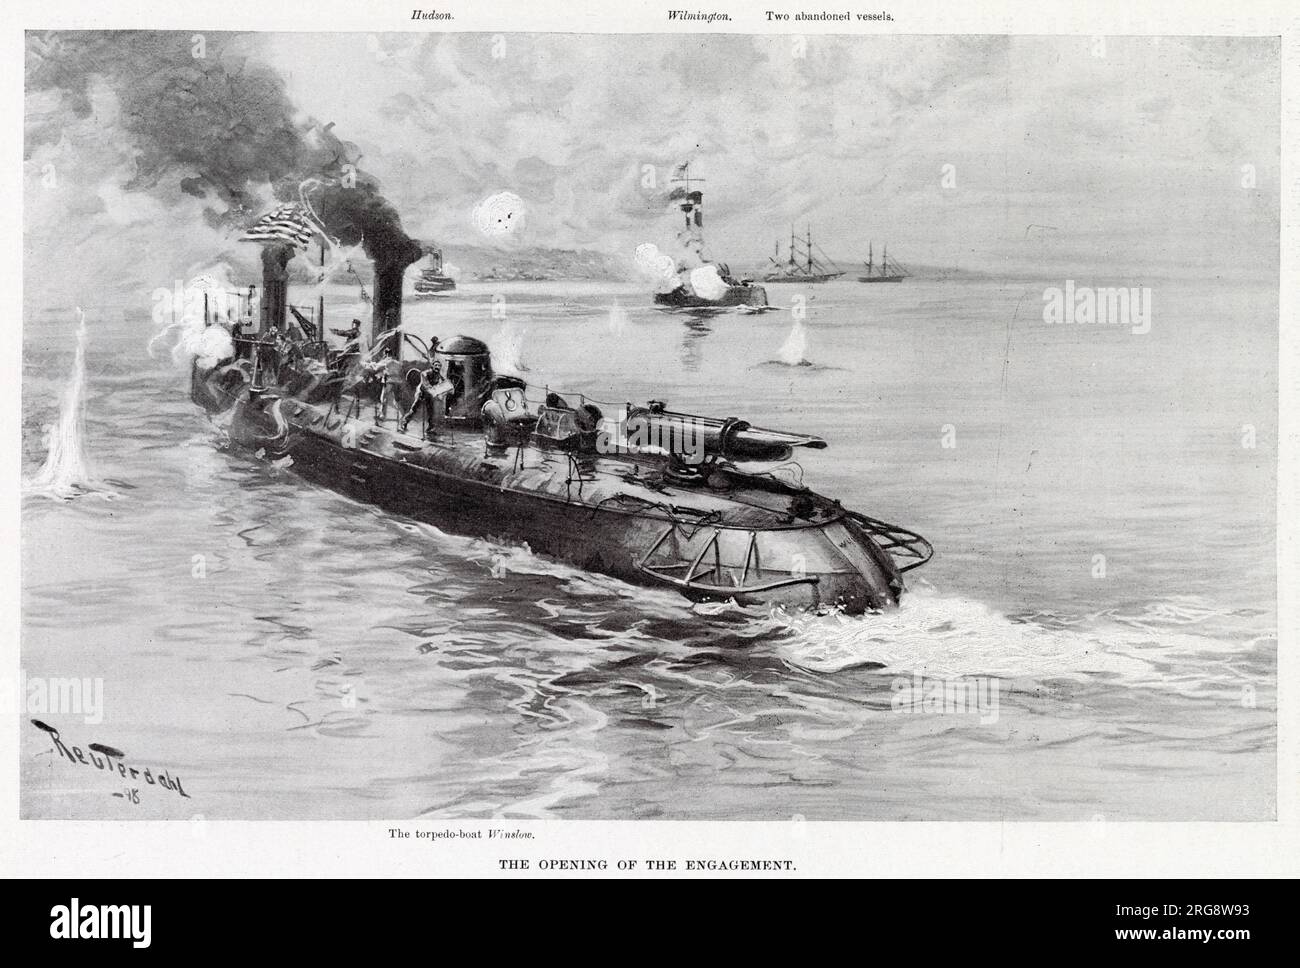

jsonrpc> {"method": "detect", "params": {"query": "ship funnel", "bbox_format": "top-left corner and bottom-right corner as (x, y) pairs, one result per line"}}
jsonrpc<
(259, 242), (295, 334)
(371, 241), (423, 342)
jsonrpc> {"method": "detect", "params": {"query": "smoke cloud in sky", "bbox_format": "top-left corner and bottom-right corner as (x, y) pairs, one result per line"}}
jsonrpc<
(24, 30), (421, 313)
(24, 31), (1280, 314)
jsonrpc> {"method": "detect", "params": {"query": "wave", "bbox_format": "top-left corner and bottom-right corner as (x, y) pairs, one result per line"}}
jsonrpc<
(772, 586), (1274, 701)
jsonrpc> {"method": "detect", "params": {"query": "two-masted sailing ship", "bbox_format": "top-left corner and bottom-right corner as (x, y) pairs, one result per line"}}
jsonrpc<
(858, 243), (909, 283)
(762, 226), (845, 283)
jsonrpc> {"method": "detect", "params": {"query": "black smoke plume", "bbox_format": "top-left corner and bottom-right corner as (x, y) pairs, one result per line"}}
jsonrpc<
(25, 29), (423, 324)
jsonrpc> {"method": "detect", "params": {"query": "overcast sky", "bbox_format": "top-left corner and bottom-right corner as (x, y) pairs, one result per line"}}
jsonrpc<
(264, 33), (1278, 274)
(25, 31), (1280, 310)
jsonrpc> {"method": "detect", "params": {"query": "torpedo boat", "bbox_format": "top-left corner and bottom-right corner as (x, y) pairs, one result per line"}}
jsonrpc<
(189, 209), (932, 614)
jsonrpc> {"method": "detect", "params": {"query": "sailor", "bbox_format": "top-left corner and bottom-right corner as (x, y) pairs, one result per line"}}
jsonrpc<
(400, 363), (451, 438)
(330, 318), (362, 345)
(258, 325), (283, 373)
(372, 351), (405, 424)
(329, 318), (364, 371)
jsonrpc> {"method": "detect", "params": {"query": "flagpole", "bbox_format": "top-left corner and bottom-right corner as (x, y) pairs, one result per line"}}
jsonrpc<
(317, 194), (325, 347)
(318, 241), (325, 345)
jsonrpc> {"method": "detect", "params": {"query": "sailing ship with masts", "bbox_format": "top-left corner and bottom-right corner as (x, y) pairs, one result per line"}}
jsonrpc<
(858, 242), (909, 283)
(763, 226), (845, 283)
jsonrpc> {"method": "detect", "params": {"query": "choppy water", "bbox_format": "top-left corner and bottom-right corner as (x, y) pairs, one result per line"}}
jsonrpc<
(21, 276), (1277, 820)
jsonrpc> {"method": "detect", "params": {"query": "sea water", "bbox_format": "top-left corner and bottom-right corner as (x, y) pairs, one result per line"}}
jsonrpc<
(20, 275), (1276, 820)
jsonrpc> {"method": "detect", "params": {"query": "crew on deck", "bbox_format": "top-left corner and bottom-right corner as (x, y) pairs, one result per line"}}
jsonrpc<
(329, 318), (364, 371)
(401, 363), (452, 438)
(330, 318), (362, 344)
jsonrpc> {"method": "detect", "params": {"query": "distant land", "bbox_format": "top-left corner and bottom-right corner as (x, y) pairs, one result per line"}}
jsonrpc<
(301, 244), (1008, 285)
(443, 244), (631, 282)
(301, 245), (633, 284)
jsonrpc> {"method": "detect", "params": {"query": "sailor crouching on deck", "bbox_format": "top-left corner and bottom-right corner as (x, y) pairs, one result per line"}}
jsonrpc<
(372, 352), (405, 425)
(400, 363), (455, 438)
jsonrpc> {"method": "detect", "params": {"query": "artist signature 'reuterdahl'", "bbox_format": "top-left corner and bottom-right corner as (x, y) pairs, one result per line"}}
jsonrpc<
(50, 899), (151, 949)
(31, 720), (191, 799)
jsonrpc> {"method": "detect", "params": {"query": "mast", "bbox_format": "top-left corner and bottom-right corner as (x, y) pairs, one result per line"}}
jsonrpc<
(316, 194), (326, 339)
(807, 225), (813, 274)
(867, 242), (873, 275)
(317, 241), (325, 338)
(882, 244), (887, 277)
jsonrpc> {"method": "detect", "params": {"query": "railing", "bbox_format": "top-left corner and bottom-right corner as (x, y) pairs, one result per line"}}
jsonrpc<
(844, 510), (933, 573)
(635, 525), (820, 596)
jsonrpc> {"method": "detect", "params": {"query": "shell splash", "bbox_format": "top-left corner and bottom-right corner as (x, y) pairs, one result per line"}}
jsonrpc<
(25, 308), (105, 500)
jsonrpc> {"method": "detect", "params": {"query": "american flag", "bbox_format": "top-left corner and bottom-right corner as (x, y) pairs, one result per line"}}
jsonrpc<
(239, 203), (318, 248)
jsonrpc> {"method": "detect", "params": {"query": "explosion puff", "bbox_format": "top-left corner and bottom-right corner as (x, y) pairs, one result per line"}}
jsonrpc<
(472, 191), (527, 238)
(688, 264), (728, 301)
(634, 242), (679, 293)
(149, 268), (239, 370)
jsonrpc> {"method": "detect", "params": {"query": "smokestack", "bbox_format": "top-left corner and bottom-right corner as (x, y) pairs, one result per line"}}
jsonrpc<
(310, 181), (423, 346)
(687, 190), (703, 229)
(371, 244), (422, 343)
(260, 242), (294, 334)
(677, 189), (706, 261)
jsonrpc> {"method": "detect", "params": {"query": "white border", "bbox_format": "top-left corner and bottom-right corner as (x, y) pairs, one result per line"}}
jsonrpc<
(3, 0), (1295, 878)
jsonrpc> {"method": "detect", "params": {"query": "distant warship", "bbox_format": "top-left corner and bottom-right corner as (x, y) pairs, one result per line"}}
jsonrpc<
(762, 226), (845, 283)
(652, 164), (768, 311)
(412, 246), (456, 296)
(190, 203), (931, 614)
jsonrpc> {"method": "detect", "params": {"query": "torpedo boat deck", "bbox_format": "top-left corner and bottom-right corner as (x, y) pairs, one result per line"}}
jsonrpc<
(244, 385), (931, 613)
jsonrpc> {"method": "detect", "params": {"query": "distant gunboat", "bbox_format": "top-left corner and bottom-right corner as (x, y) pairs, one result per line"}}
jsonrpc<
(412, 246), (456, 296)
(652, 164), (768, 310)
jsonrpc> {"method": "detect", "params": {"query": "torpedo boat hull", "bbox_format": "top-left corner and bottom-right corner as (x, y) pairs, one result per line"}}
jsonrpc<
(216, 387), (925, 614)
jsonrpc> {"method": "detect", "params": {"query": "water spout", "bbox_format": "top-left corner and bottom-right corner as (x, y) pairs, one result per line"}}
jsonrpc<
(25, 309), (104, 499)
